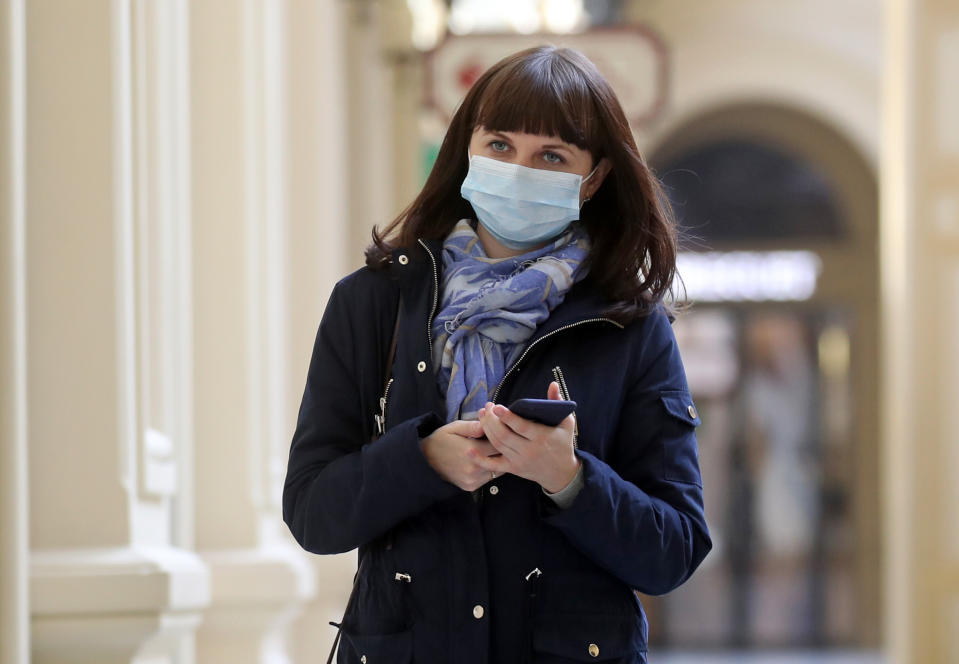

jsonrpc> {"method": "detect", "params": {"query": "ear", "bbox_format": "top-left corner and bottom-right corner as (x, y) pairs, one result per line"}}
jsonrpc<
(584, 157), (612, 199)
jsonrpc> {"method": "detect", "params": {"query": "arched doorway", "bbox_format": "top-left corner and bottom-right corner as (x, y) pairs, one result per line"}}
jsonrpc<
(644, 103), (880, 651)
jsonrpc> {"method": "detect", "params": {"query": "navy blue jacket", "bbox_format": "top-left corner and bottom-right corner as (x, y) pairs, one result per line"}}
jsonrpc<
(283, 238), (711, 664)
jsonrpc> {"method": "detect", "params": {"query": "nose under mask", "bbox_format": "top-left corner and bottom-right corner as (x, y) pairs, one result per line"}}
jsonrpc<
(460, 153), (597, 250)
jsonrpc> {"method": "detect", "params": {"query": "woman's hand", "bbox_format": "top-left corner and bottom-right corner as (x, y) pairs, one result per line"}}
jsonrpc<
(474, 382), (580, 493)
(421, 419), (499, 492)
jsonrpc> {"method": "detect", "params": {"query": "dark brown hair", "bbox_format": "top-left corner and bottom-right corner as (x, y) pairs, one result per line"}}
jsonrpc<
(366, 45), (680, 322)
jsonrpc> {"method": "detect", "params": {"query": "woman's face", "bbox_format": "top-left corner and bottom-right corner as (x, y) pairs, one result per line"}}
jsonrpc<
(465, 126), (610, 258)
(467, 127), (607, 206)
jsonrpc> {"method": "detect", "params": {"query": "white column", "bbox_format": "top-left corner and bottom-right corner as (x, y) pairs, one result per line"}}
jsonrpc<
(25, 0), (208, 661)
(343, 0), (398, 267)
(382, 0), (423, 210)
(284, 0), (356, 658)
(881, 0), (959, 661)
(191, 1), (313, 661)
(0, 0), (29, 662)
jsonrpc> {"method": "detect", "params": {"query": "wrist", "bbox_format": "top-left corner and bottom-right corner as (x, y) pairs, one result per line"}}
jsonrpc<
(542, 456), (581, 494)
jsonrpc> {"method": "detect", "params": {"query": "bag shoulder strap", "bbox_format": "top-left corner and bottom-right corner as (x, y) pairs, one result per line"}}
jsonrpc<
(327, 296), (402, 664)
(383, 295), (402, 394)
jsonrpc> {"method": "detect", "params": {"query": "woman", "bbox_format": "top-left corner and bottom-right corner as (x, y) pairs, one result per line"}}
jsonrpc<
(283, 46), (710, 664)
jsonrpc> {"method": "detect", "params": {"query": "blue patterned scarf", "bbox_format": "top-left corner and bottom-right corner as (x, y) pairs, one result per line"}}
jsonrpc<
(432, 219), (590, 422)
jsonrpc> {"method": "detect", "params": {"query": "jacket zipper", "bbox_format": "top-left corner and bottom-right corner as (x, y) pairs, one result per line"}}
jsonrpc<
(374, 377), (394, 436)
(490, 318), (623, 403)
(523, 568), (543, 664)
(552, 366), (571, 401)
(551, 366), (578, 448)
(417, 239), (440, 360)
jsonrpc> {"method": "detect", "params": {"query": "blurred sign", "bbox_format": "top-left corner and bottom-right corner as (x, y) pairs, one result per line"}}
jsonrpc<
(676, 251), (823, 302)
(425, 28), (668, 127)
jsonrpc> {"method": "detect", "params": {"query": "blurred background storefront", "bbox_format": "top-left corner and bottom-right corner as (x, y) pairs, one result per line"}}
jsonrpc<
(1, 1), (956, 663)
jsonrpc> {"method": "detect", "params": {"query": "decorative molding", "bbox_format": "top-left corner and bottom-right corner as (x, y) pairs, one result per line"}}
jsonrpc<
(132, 0), (192, 503)
(32, 610), (203, 663)
(2, 0), (29, 661)
(202, 546), (315, 608)
(31, 546), (209, 616)
(142, 428), (177, 495)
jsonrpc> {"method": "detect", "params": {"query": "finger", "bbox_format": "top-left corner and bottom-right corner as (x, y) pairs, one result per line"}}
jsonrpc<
(469, 440), (498, 457)
(470, 449), (511, 476)
(446, 419), (485, 438)
(482, 405), (527, 455)
(491, 403), (537, 440)
(547, 381), (561, 400)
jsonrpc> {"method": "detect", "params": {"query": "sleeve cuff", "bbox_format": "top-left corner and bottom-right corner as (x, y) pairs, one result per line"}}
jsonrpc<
(543, 463), (585, 509)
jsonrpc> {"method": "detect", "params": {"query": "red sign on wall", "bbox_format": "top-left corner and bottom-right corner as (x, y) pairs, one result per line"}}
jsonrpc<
(425, 27), (670, 128)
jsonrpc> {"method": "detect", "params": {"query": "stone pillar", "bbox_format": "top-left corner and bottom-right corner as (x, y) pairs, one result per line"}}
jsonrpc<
(24, 0), (208, 661)
(343, 0), (398, 267)
(284, 0), (356, 656)
(881, 0), (959, 661)
(382, 0), (424, 210)
(1, 1), (29, 662)
(191, 1), (314, 661)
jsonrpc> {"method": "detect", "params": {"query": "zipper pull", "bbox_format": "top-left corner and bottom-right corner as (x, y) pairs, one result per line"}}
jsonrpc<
(375, 395), (387, 435)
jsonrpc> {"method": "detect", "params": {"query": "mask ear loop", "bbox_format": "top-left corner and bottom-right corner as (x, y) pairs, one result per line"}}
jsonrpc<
(580, 163), (600, 208)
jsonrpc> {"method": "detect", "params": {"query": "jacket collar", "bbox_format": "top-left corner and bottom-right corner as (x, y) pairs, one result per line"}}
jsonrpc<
(390, 237), (622, 339)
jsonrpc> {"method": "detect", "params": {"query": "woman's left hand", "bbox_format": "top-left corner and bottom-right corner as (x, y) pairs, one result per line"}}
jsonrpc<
(473, 381), (580, 493)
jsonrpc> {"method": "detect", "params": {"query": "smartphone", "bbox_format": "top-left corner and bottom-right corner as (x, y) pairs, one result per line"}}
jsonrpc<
(506, 398), (576, 427)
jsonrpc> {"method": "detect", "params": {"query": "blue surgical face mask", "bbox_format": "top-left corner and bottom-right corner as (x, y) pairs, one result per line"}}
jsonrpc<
(460, 153), (598, 250)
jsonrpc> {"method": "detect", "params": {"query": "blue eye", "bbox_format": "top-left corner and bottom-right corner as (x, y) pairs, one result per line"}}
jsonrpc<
(543, 151), (564, 164)
(489, 140), (509, 152)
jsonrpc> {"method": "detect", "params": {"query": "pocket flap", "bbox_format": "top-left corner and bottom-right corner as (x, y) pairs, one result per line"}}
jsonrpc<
(659, 390), (701, 427)
(341, 629), (412, 663)
(533, 614), (645, 661)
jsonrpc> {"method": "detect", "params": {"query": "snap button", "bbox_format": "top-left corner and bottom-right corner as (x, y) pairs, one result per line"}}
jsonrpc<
(473, 604), (484, 619)
(397, 254), (409, 265)
(588, 643), (599, 657)
(687, 404), (698, 419)
(489, 485), (499, 495)
(416, 361), (427, 373)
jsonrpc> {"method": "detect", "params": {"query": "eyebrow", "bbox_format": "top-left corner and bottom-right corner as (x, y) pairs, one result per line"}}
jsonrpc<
(488, 130), (573, 154)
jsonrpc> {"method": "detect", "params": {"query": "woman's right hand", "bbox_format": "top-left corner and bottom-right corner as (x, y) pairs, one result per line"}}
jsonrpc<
(421, 420), (497, 491)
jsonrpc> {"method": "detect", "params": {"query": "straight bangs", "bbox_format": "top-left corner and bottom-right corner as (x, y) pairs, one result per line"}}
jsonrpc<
(472, 51), (603, 159)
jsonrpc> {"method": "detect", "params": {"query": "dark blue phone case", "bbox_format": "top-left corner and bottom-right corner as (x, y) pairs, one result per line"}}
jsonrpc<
(507, 398), (577, 426)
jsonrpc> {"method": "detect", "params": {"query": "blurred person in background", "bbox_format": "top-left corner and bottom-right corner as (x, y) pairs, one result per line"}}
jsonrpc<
(282, 46), (710, 664)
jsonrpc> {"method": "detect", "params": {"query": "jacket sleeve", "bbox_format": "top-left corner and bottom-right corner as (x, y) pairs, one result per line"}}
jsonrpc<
(282, 279), (459, 555)
(540, 307), (712, 595)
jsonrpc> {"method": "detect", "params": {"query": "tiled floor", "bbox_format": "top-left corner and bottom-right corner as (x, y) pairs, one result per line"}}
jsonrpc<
(654, 651), (885, 664)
